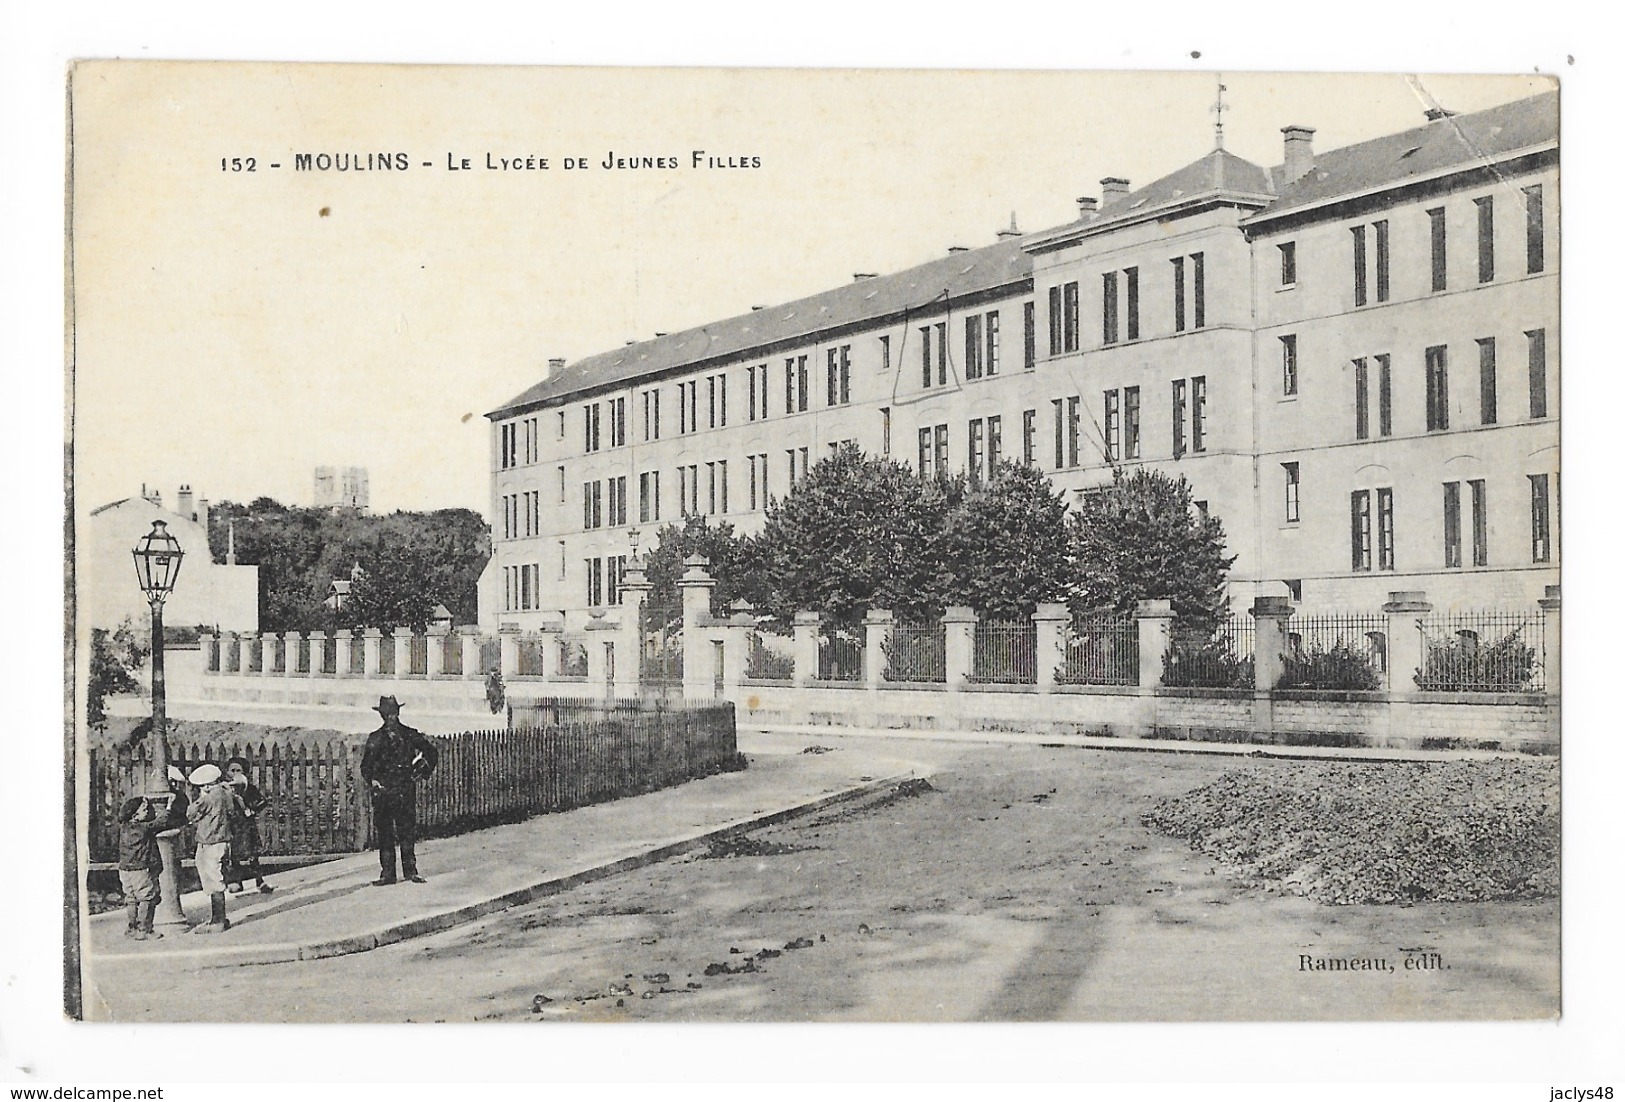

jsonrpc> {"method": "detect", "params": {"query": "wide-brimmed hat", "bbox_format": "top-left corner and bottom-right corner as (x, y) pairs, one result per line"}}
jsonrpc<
(188, 763), (222, 786)
(374, 695), (403, 715)
(167, 765), (188, 784)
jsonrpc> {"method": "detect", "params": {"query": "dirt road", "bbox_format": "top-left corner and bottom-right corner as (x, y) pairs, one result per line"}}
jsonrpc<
(87, 737), (1557, 1022)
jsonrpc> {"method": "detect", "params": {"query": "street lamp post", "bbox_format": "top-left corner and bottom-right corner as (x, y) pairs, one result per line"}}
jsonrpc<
(132, 520), (187, 925)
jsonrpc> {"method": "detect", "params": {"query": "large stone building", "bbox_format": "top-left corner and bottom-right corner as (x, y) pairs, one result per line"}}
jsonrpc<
(483, 92), (1558, 629)
(314, 465), (370, 513)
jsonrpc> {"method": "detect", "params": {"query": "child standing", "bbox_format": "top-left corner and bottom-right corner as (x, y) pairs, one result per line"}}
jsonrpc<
(116, 795), (175, 940)
(185, 763), (246, 934)
(225, 757), (273, 894)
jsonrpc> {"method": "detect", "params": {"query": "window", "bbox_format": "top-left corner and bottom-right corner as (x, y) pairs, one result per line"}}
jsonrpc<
(1279, 241), (1296, 287)
(608, 397), (627, 447)
(1529, 474), (1551, 562)
(557, 410), (566, 439)
(1350, 490), (1372, 571)
(880, 335), (891, 375)
(881, 407), (892, 455)
(677, 464), (699, 516)
(1172, 379), (1188, 459)
(582, 480), (603, 530)
(1351, 224), (1368, 306)
(918, 427), (932, 478)
(1051, 396), (1081, 468)
(747, 363), (768, 422)
(968, 418), (986, 485)
(706, 460), (728, 515)
(1427, 207), (1447, 292)
(1049, 282), (1080, 354)
(1475, 195), (1495, 283)
(558, 540), (566, 580)
(1478, 338), (1497, 425)
(1470, 479), (1488, 567)
(1527, 329), (1548, 419)
(920, 323), (947, 387)
(1124, 268), (1139, 342)
(785, 355), (808, 413)
(678, 380), (699, 433)
(642, 388), (661, 440)
(607, 475), (627, 527)
(500, 422), (517, 469)
(785, 446), (809, 488)
(1373, 220), (1390, 303)
(1103, 389), (1121, 461)
(1193, 500), (1209, 524)
(1281, 335), (1298, 397)
(1524, 184), (1544, 274)
(934, 424), (949, 477)
(557, 465), (566, 504)
(965, 315), (985, 379)
(987, 414), (1002, 470)
(607, 555), (626, 607)
(917, 425), (949, 479)
(1191, 376), (1207, 453)
(707, 373), (727, 428)
(585, 557), (604, 607)
(639, 470), (660, 523)
(1124, 386), (1141, 460)
(1425, 345), (1449, 432)
(1354, 358), (1370, 440)
(1022, 408), (1037, 466)
(583, 403), (602, 452)
(1023, 301), (1036, 370)
(826, 345), (852, 405)
(1443, 481), (1462, 567)
(748, 453), (769, 511)
(1283, 462), (1300, 523)
(1172, 253), (1205, 330)
(1102, 271), (1119, 345)
(1377, 489), (1395, 571)
(1376, 354), (1393, 437)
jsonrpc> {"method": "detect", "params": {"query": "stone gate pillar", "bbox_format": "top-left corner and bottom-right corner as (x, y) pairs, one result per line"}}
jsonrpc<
(1382, 591), (1432, 693)
(1250, 596), (1294, 692)
(1033, 603), (1069, 689)
(863, 608), (894, 688)
(1135, 600), (1176, 688)
(942, 606), (977, 686)
(792, 611), (822, 687)
(679, 556), (717, 700)
(1538, 585), (1561, 697)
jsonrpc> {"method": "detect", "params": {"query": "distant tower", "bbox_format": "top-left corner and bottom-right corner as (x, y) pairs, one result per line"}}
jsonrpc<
(315, 465), (370, 514)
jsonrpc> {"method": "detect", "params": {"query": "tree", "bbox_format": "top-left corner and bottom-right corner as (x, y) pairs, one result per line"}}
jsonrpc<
(1067, 467), (1235, 632)
(643, 514), (751, 612)
(87, 617), (147, 730)
(941, 461), (1074, 619)
(748, 445), (959, 627)
(344, 544), (440, 632)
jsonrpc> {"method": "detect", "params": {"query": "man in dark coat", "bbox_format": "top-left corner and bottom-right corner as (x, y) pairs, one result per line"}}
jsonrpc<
(359, 695), (440, 886)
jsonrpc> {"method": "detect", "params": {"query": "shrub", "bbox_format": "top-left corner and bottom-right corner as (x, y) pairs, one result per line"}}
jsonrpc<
(1279, 642), (1383, 691)
(1415, 628), (1538, 692)
(745, 643), (795, 680)
(1162, 638), (1254, 689)
(882, 629), (946, 683)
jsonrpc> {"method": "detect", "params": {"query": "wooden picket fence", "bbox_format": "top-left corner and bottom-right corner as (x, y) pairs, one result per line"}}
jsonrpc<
(87, 703), (737, 864)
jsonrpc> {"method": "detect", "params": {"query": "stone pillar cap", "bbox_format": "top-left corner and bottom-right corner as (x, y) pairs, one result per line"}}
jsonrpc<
(941, 605), (979, 622)
(1134, 599), (1175, 618)
(793, 610), (823, 624)
(863, 608), (895, 623)
(1250, 595), (1294, 617)
(1033, 602), (1071, 619)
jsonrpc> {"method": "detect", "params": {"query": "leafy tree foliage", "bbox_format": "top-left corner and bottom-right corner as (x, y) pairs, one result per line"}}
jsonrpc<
(747, 445), (960, 627)
(643, 514), (752, 612)
(1067, 467), (1235, 632)
(941, 462), (1073, 619)
(88, 617), (147, 729)
(207, 500), (489, 632)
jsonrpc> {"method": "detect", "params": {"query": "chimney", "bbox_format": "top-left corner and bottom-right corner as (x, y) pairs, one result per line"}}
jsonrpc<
(996, 212), (1022, 239)
(177, 484), (194, 520)
(1100, 177), (1130, 204)
(548, 357), (566, 372)
(947, 245), (969, 254)
(1424, 107), (1458, 122)
(1281, 125), (1316, 184)
(1075, 196), (1099, 220)
(853, 273), (877, 282)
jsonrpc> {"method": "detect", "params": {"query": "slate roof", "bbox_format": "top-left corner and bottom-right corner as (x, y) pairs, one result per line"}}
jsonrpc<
(489, 92), (1554, 420)
(1250, 91), (1557, 224)
(488, 233), (1040, 418)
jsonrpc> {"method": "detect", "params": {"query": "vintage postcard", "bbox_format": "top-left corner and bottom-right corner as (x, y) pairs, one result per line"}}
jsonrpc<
(67, 62), (1560, 1028)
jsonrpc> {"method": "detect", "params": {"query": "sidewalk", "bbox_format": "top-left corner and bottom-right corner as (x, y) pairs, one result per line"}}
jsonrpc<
(86, 737), (922, 969)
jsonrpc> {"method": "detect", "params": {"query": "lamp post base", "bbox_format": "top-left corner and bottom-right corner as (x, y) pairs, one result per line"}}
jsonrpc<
(154, 831), (189, 926)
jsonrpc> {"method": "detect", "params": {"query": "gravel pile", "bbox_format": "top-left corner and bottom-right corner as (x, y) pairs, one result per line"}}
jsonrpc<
(1141, 759), (1558, 905)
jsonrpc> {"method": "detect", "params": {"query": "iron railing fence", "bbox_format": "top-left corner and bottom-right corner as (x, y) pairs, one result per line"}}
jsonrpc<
(972, 620), (1037, 684)
(516, 638), (546, 677)
(745, 633), (795, 680)
(1061, 614), (1139, 685)
(320, 634), (338, 675)
(1281, 612), (1387, 690)
(1416, 609), (1547, 692)
(1164, 616), (1256, 689)
(884, 622), (947, 683)
(639, 604), (684, 686)
(378, 634), (396, 676)
(818, 632), (866, 682)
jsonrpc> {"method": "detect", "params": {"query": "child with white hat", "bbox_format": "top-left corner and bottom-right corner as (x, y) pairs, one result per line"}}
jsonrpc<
(184, 763), (246, 934)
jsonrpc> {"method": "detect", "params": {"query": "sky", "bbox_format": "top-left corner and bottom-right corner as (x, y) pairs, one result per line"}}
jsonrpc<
(70, 66), (1551, 520)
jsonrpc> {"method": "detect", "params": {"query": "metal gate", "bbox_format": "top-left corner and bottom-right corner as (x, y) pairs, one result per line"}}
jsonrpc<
(640, 602), (684, 689)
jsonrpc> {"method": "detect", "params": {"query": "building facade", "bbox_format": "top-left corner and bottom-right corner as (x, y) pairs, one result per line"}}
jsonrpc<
(314, 465), (371, 513)
(483, 93), (1558, 630)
